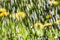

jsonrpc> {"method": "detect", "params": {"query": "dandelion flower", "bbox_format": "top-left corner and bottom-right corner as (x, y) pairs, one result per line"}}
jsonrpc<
(0, 13), (4, 17)
(34, 22), (43, 27)
(0, 8), (6, 12)
(0, 8), (9, 17)
(34, 22), (44, 29)
(4, 12), (9, 16)
(16, 12), (26, 20)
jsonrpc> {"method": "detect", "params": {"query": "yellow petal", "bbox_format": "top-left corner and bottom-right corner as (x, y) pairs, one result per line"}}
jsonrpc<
(0, 8), (9, 17)
(44, 23), (52, 27)
(0, 8), (6, 12)
(16, 12), (26, 19)
(0, 13), (4, 17)
(34, 22), (43, 27)
(4, 12), (9, 16)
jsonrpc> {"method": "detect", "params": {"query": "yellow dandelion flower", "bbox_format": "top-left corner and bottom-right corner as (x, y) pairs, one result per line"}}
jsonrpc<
(34, 22), (44, 28)
(46, 14), (52, 19)
(16, 12), (26, 20)
(34, 22), (43, 27)
(0, 13), (4, 17)
(54, 20), (60, 24)
(44, 23), (52, 27)
(49, 1), (59, 5)
(4, 12), (9, 16)
(0, 8), (9, 17)
(0, 8), (6, 12)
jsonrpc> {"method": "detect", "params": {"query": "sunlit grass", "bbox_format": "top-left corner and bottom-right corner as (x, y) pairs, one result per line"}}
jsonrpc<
(0, 0), (60, 40)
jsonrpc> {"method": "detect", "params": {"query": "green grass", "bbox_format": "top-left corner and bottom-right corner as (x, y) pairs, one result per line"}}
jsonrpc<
(0, 0), (60, 40)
